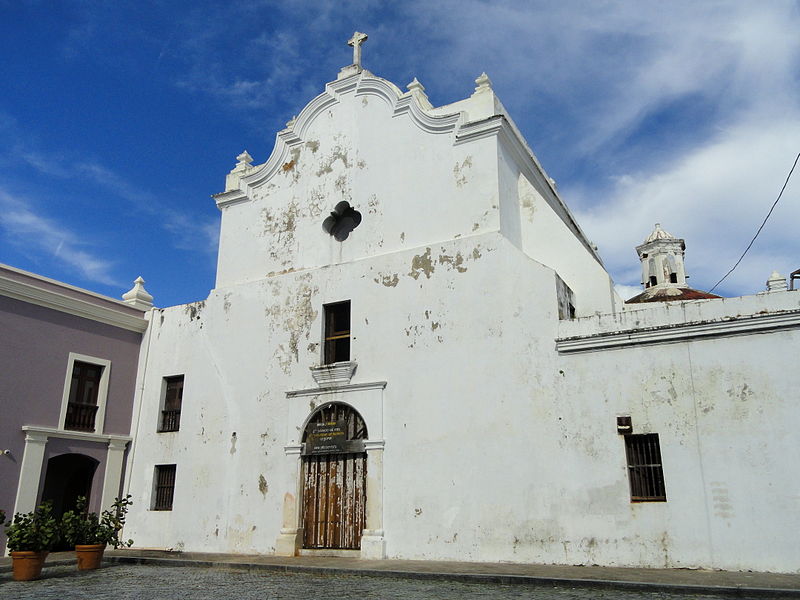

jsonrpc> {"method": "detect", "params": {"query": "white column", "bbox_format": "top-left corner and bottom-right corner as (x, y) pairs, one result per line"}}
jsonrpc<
(13, 431), (49, 515)
(274, 445), (304, 556)
(100, 438), (129, 511)
(360, 440), (386, 559)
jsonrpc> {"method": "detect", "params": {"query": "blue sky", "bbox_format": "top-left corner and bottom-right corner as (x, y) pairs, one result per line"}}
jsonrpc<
(1, 1), (798, 306)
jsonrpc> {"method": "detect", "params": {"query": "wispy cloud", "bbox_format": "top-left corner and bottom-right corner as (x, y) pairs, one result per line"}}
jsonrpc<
(18, 153), (219, 257)
(0, 190), (119, 286)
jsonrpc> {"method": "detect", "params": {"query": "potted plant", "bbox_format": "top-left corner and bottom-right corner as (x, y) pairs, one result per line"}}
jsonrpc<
(62, 495), (133, 570)
(5, 501), (60, 581)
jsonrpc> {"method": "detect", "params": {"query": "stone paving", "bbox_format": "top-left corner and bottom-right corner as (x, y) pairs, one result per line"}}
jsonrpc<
(0, 563), (777, 600)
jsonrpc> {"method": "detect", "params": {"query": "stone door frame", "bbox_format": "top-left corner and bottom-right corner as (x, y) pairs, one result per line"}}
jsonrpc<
(276, 381), (386, 559)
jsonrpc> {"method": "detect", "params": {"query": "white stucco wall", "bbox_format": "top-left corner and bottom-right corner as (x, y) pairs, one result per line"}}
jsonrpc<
(123, 67), (799, 574)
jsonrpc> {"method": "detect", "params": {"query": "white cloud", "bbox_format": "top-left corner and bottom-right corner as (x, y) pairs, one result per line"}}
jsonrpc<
(0, 190), (120, 286)
(571, 118), (800, 295)
(614, 284), (641, 301)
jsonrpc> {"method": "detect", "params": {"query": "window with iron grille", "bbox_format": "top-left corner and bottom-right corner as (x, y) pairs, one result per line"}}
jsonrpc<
(624, 433), (667, 502)
(159, 376), (184, 432)
(153, 464), (176, 510)
(65, 361), (103, 432)
(323, 301), (351, 364)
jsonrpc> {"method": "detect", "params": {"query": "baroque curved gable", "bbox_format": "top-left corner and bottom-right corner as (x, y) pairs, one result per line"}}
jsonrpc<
(240, 71), (465, 192)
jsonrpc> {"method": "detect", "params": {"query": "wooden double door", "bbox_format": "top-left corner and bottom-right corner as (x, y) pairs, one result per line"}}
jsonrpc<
(301, 403), (367, 550)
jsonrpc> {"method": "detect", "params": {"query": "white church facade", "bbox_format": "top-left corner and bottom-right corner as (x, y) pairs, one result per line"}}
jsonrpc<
(17, 34), (798, 572)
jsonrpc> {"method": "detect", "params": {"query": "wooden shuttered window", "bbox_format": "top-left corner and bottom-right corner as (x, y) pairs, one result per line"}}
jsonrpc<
(159, 376), (184, 432)
(624, 433), (667, 502)
(153, 464), (176, 510)
(324, 301), (351, 364)
(65, 361), (103, 431)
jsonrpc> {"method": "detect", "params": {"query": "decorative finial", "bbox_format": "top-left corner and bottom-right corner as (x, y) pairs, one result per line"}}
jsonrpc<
(348, 31), (368, 67)
(122, 276), (154, 311)
(765, 270), (788, 292)
(236, 150), (253, 168)
(407, 77), (425, 93)
(286, 115), (297, 128)
(474, 72), (493, 92)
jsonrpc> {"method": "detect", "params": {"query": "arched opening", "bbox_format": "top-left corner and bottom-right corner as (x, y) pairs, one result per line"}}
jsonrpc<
(301, 402), (367, 550)
(40, 453), (99, 550)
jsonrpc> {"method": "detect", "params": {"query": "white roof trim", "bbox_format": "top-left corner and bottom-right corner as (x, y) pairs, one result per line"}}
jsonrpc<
(0, 270), (148, 333)
(556, 309), (800, 353)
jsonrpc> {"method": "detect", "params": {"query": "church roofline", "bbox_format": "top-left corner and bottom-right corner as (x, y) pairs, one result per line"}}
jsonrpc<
(216, 66), (603, 265)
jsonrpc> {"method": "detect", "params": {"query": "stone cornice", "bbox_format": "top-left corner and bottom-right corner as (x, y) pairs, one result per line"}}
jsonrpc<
(213, 189), (249, 209)
(22, 425), (132, 445)
(286, 380), (387, 398)
(556, 309), (800, 353)
(1, 271), (148, 333)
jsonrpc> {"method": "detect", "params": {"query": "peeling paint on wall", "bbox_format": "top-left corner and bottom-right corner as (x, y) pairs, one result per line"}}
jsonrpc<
(264, 274), (319, 374)
(316, 144), (351, 176)
(453, 156), (473, 187)
(438, 251), (467, 273)
(367, 194), (380, 215)
(185, 301), (205, 322)
(409, 247), (434, 280)
(374, 273), (399, 287)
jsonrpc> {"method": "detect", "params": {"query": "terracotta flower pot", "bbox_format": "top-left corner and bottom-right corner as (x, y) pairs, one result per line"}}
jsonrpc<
(10, 550), (48, 581)
(75, 544), (106, 570)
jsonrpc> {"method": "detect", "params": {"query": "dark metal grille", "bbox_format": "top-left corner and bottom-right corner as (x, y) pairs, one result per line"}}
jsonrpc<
(65, 403), (99, 431)
(624, 433), (667, 502)
(324, 301), (351, 364)
(159, 376), (184, 432)
(153, 464), (176, 510)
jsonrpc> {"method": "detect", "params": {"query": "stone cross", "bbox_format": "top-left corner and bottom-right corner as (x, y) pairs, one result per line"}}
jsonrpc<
(348, 31), (368, 67)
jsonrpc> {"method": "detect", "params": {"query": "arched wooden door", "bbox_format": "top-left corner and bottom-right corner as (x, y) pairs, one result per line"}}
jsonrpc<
(301, 403), (367, 550)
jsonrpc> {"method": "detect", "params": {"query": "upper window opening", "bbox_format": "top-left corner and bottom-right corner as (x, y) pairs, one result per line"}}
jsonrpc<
(322, 201), (362, 241)
(65, 361), (103, 432)
(159, 375), (184, 433)
(324, 301), (351, 364)
(669, 273), (678, 283)
(648, 276), (657, 287)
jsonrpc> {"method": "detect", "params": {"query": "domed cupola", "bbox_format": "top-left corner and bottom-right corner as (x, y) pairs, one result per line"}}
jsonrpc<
(636, 223), (687, 289)
(626, 224), (720, 304)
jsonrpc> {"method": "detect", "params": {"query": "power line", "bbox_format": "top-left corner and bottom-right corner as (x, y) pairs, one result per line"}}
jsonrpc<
(709, 151), (800, 293)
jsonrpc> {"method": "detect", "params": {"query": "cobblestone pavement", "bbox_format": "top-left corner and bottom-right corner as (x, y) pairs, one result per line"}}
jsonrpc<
(0, 564), (769, 600)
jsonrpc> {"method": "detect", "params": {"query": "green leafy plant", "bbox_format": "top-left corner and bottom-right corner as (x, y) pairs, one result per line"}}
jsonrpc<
(62, 495), (133, 548)
(5, 501), (60, 552)
(0, 509), (6, 526)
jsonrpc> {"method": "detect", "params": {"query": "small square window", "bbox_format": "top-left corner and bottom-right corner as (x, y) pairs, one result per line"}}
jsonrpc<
(153, 464), (176, 510)
(324, 301), (351, 364)
(624, 433), (667, 502)
(159, 376), (184, 432)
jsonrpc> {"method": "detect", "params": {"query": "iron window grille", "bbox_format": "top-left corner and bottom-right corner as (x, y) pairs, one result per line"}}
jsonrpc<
(624, 433), (667, 502)
(153, 464), (176, 510)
